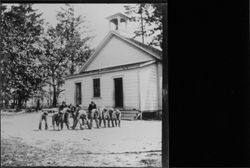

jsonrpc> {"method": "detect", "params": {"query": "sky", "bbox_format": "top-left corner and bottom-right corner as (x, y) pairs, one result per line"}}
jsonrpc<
(33, 3), (138, 48)
(5, 3), (159, 49)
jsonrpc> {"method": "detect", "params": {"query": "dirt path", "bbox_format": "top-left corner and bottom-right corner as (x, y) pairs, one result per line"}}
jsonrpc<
(1, 112), (162, 167)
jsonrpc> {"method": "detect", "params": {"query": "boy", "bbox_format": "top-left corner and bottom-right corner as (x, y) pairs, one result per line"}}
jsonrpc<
(38, 110), (48, 130)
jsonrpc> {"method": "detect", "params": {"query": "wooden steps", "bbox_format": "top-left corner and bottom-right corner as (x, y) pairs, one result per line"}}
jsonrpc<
(121, 110), (140, 120)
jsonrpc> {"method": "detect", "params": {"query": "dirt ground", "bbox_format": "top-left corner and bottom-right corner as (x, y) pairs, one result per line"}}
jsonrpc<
(1, 111), (162, 167)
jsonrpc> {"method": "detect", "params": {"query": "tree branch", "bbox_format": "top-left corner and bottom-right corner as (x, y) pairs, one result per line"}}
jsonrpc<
(45, 80), (56, 87)
(57, 89), (65, 94)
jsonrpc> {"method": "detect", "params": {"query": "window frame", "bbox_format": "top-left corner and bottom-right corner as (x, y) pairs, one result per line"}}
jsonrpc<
(93, 78), (101, 98)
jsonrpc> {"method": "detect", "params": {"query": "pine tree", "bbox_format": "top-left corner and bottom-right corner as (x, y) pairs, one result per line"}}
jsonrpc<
(124, 3), (163, 49)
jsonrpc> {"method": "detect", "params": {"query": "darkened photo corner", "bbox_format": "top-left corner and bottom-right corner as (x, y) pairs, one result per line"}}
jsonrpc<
(1, 3), (165, 167)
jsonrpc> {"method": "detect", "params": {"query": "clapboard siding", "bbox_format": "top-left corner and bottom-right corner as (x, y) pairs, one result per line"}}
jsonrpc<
(65, 68), (139, 109)
(157, 62), (163, 110)
(86, 36), (153, 71)
(122, 70), (139, 109)
(139, 63), (159, 111)
(65, 63), (162, 112)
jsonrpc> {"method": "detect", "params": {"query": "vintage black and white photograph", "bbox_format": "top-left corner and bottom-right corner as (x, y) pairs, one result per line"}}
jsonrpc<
(1, 3), (164, 167)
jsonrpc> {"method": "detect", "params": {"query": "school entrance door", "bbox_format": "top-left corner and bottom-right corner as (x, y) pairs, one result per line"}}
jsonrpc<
(114, 78), (123, 108)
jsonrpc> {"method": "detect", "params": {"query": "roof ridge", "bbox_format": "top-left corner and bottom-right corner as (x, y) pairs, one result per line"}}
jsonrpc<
(108, 31), (162, 59)
(116, 34), (162, 57)
(127, 37), (162, 52)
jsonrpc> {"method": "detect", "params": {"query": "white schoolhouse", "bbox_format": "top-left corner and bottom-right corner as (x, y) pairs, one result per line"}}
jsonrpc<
(65, 13), (162, 119)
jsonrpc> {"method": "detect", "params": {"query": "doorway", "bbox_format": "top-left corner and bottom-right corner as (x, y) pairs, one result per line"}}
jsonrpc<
(114, 78), (123, 108)
(75, 82), (82, 105)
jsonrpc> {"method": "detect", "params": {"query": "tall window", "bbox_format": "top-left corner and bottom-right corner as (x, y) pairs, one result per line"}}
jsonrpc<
(93, 78), (100, 97)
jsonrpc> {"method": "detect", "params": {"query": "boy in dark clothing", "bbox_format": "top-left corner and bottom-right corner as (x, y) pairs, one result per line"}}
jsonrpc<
(68, 104), (76, 112)
(88, 101), (97, 113)
(59, 101), (67, 112)
(39, 110), (48, 130)
(68, 104), (76, 119)
(71, 104), (81, 129)
(52, 112), (62, 130)
(88, 101), (97, 129)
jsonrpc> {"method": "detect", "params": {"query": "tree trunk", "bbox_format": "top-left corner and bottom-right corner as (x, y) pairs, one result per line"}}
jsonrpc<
(36, 99), (40, 111)
(12, 91), (16, 109)
(25, 100), (27, 108)
(4, 99), (8, 109)
(17, 97), (22, 111)
(0, 93), (3, 109)
(2, 99), (5, 109)
(12, 98), (16, 109)
(140, 10), (144, 44)
(70, 65), (75, 75)
(52, 85), (57, 107)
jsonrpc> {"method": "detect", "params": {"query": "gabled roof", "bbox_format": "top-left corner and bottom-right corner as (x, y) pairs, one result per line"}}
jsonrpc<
(106, 12), (131, 21)
(79, 31), (162, 73)
(125, 38), (162, 58)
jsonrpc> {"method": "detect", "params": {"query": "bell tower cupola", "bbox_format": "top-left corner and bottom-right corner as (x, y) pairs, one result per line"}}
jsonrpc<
(106, 13), (130, 34)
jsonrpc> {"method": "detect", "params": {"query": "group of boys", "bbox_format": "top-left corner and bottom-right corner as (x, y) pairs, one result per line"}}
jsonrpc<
(38, 101), (121, 130)
(38, 101), (73, 130)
